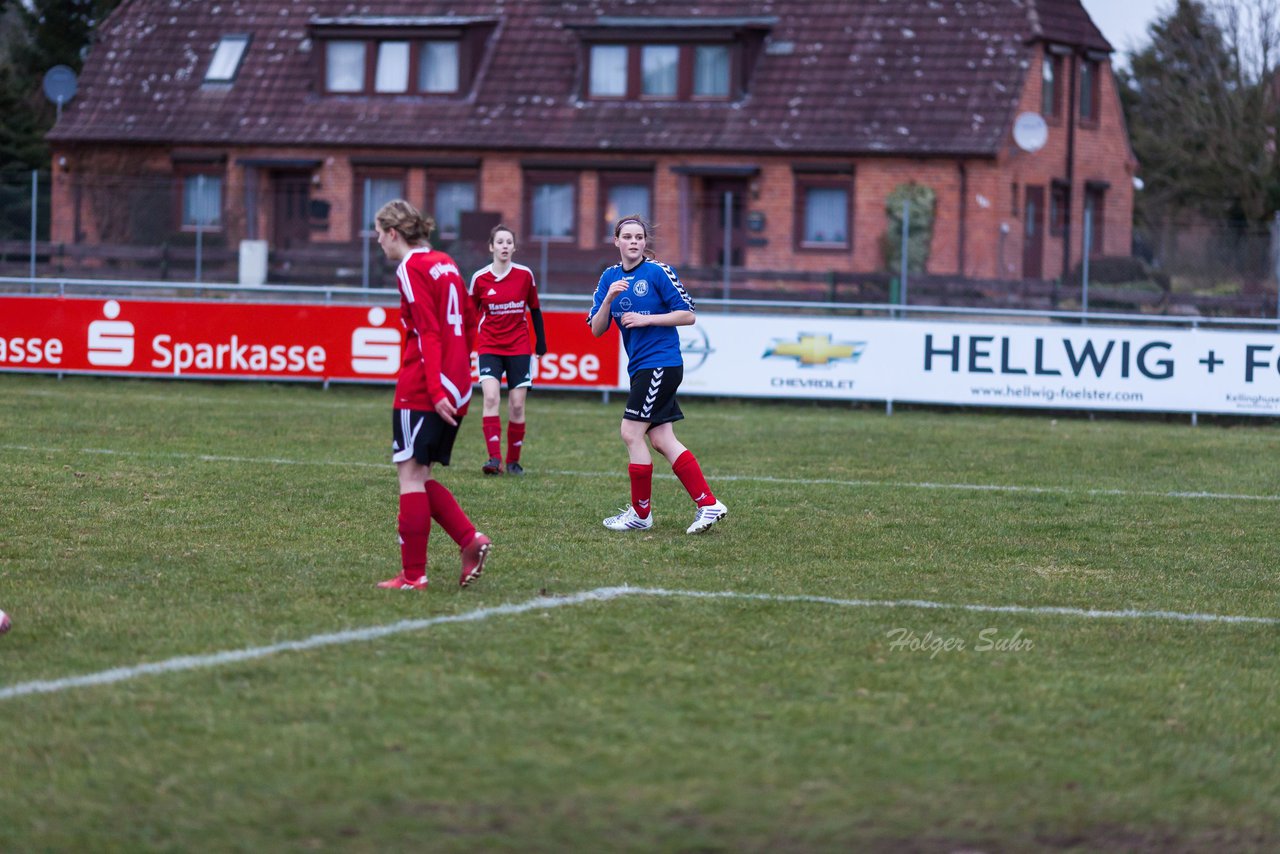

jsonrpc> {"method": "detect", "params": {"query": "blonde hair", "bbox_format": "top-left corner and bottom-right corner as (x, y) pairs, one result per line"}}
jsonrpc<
(375, 199), (435, 244)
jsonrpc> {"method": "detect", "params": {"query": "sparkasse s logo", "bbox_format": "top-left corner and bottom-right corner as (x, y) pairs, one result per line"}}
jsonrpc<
(87, 300), (135, 367)
(351, 306), (401, 375)
(765, 333), (865, 367)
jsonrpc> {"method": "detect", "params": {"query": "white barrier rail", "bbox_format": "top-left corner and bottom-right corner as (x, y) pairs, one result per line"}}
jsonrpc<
(3, 277), (1280, 418)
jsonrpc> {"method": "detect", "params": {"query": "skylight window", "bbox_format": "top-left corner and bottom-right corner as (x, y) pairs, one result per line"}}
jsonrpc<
(205, 35), (250, 83)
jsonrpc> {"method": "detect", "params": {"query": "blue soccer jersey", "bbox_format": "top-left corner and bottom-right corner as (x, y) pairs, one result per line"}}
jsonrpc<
(588, 259), (696, 374)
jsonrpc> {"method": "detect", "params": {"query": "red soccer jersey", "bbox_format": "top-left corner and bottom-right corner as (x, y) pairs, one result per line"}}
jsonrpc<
(469, 262), (541, 356)
(394, 247), (476, 414)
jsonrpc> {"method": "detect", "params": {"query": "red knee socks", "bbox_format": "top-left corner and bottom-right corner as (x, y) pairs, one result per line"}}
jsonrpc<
(397, 491), (431, 582)
(629, 462), (653, 518)
(426, 480), (476, 547)
(506, 421), (525, 464)
(672, 450), (716, 507)
(483, 415), (502, 461)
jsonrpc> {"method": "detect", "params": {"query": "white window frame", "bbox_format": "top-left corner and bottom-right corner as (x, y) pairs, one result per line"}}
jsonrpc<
(326, 40), (367, 93)
(375, 41), (410, 93)
(205, 35), (250, 83)
(419, 40), (460, 93)
(693, 45), (730, 97)
(589, 45), (628, 97)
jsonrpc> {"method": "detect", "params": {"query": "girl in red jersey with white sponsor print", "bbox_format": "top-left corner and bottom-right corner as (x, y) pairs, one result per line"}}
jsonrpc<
(588, 214), (727, 535)
(374, 199), (491, 591)
(470, 224), (547, 476)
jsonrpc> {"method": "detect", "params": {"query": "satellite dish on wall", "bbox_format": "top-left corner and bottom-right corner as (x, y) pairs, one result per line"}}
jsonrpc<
(1012, 112), (1048, 153)
(43, 65), (78, 119)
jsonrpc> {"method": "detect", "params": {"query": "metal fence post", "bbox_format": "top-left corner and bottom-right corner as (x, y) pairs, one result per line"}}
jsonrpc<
(899, 198), (910, 310)
(361, 179), (372, 289)
(1081, 206), (1092, 316)
(1274, 212), (1280, 326)
(195, 174), (204, 283)
(540, 237), (549, 293)
(30, 169), (38, 285)
(722, 190), (732, 300)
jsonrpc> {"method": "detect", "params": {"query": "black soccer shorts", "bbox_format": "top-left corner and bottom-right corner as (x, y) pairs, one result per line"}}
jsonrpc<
(392, 408), (461, 466)
(477, 353), (534, 391)
(623, 364), (684, 426)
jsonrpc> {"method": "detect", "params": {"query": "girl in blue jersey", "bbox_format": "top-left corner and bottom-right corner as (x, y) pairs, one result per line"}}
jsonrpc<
(588, 215), (727, 534)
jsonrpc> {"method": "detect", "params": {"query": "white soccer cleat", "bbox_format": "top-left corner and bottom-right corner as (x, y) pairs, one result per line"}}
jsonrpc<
(686, 500), (727, 534)
(603, 505), (654, 531)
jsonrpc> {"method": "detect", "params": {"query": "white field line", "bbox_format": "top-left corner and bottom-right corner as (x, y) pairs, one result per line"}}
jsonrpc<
(2, 585), (1277, 702)
(2, 444), (1278, 502)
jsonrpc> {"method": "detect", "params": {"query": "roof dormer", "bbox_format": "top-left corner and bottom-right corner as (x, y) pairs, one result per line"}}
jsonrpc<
(569, 16), (774, 103)
(308, 16), (497, 97)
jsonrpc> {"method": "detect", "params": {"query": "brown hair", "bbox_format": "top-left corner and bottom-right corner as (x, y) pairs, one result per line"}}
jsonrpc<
(375, 199), (435, 244)
(614, 214), (656, 259)
(613, 214), (651, 239)
(489, 223), (516, 248)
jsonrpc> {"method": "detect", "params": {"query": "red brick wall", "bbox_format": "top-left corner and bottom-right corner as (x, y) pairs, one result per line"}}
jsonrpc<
(49, 48), (1134, 286)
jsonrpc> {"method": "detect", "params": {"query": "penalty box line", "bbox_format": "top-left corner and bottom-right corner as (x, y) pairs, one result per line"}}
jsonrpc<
(1, 586), (1276, 703)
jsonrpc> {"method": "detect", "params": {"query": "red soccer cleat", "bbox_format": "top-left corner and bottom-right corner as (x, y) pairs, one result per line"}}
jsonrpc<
(459, 532), (492, 587)
(377, 573), (428, 590)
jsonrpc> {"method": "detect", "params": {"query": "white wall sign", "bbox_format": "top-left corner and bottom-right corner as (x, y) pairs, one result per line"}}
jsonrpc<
(679, 315), (1280, 416)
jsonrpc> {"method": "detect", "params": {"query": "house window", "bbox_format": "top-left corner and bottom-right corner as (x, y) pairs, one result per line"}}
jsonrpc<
(182, 174), (223, 229)
(326, 41), (366, 92)
(803, 188), (849, 246)
(693, 45), (731, 97)
(586, 42), (737, 100)
(1084, 185), (1107, 255)
(527, 174), (577, 241)
(642, 45), (679, 97)
(589, 45), (629, 97)
(1049, 182), (1069, 236)
(794, 173), (853, 250)
(599, 174), (652, 240)
(205, 35), (249, 83)
(420, 41), (460, 93)
(375, 41), (410, 93)
(312, 17), (492, 97)
(430, 178), (477, 240)
(1079, 59), (1100, 122)
(1041, 54), (1062, 118)
(354, 172), (406, 239)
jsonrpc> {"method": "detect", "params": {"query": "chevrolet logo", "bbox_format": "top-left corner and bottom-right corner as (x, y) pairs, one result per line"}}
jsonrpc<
(765, 333), (865, 366)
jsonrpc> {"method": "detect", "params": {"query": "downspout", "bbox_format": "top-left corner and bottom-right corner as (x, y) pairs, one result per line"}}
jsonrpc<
(1062, 50), (1078, 282)
(957, 161), (968, 277)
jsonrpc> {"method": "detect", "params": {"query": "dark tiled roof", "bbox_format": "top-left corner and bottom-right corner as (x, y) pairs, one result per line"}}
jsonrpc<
(1027, 0), (1112, 53)
(51, 0), (1112, 157)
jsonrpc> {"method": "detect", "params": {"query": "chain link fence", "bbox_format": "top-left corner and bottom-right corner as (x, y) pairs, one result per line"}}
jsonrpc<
(4, 169), (1280, 317)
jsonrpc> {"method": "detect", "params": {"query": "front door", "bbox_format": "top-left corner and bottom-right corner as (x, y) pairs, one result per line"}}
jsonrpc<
(1022, 185), (1044, 280)
(271, 171), (312, 250)
(700, 178), (748, 268)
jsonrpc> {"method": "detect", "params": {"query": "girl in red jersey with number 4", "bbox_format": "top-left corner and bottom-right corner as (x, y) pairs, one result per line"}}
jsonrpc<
(469, 225), (547, 476)
(373, 200), (491, 591)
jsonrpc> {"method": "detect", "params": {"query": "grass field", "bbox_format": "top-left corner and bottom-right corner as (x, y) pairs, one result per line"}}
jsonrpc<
(2, 372), (1279, 852)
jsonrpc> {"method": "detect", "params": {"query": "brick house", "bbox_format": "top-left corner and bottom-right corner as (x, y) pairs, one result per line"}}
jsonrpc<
(47, 0), (1133, 290)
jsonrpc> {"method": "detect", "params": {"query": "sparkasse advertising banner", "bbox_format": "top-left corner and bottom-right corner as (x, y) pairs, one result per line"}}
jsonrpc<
(0, 296), (621, 389)
(679, 315), (1280, 416)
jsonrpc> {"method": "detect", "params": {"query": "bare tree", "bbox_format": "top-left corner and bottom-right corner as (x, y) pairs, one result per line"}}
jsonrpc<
(1122, 0), (1280, 226)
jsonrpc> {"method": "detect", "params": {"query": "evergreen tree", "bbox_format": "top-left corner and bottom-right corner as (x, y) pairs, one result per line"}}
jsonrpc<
(0, 0), (123, 238)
